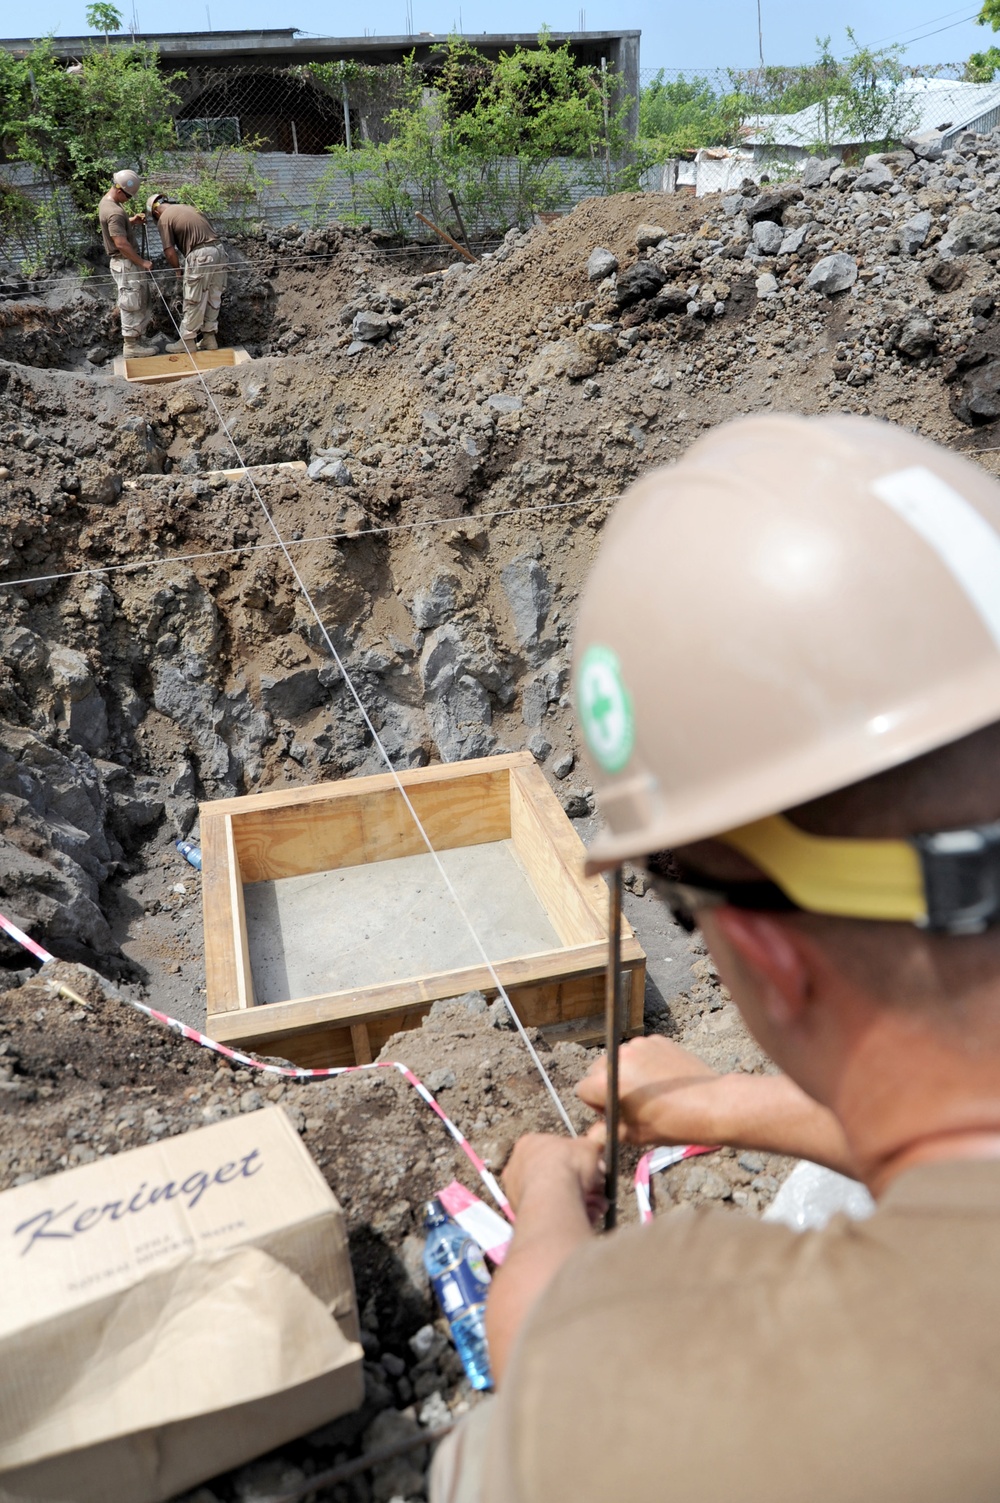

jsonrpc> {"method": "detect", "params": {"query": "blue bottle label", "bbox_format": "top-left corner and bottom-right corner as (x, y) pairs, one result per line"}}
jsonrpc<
(431, 1239), (491, 1318)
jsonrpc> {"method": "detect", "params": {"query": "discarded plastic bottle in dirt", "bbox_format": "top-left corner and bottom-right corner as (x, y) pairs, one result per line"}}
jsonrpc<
(423, 1198), (494, 1390)
(175, 840), (202, 871)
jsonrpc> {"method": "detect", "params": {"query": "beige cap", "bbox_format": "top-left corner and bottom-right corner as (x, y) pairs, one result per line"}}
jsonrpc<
(575, 414), (1000, 873)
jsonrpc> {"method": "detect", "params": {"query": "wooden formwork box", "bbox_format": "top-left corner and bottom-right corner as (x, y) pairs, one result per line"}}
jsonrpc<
(200, 751), (646, 1069)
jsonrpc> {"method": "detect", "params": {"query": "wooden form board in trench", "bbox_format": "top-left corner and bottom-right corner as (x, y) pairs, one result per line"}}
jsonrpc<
(201, 751), (646, 1069)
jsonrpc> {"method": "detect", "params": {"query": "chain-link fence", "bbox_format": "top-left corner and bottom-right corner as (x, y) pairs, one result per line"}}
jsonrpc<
(5, 53), (1000, 272)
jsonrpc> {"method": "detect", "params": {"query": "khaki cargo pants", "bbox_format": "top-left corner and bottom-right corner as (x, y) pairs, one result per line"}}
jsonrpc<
(429, 1399), (494, 1503)
(180, 243), (229, 338)
(110, 257), (151, 339)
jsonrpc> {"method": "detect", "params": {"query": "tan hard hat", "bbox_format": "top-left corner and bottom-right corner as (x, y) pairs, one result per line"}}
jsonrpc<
(146, 193), (167, 215)
(112, 169), (139, 197)
(575, 413), (1000, 874)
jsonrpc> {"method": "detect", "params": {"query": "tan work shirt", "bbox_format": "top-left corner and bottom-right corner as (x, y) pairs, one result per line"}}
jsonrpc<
(156, 203), (219, 259)
(484, 1161), (1000, 1503)
(98, 191), (136, 258)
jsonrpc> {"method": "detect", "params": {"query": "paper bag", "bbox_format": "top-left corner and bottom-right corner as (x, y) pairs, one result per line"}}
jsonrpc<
(0, 1107), (364, 1502)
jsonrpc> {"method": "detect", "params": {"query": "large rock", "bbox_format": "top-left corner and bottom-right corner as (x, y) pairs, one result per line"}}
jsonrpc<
(650, 285), (691, 315)
(801, 156), (839, 188)
(752, 220), (783, 255)
(614, 261), (666, 309)
(926, 258), (965, 292)
(351, 310), (394, 342)
(487, 392), (522, 415)
(411, 571), (459, 630)
(898, 210), (932, 255)
(501, 556), (555, 661)
(806, 253), (858, 296)
(634, 223), (667, 249)
(587, 246), (618, 281)
(48, 646), (108, 757)
(746, 187), (803, 225)
(779, 222), (811, 256)
(892, 312), (937, 358)
(852, 161), (893, 192)
(939, 210), (1000, 256)
(952, 360), (1000, 425)
(259, 668), (325, 720)
(0, 722), (118, 964)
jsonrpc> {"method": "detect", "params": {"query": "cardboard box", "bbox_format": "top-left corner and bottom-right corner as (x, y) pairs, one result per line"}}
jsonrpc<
(0, 1108), (364, 1503)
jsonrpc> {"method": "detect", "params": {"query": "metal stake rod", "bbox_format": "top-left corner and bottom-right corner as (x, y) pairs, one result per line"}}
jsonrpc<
(604, 864), (624, 1230)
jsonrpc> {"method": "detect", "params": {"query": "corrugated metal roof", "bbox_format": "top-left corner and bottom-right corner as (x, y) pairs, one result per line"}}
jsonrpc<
(744, 77), (1000, 149)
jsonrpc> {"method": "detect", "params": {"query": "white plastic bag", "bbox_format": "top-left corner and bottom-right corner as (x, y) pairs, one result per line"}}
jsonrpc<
(762, 1160), (875, 1232)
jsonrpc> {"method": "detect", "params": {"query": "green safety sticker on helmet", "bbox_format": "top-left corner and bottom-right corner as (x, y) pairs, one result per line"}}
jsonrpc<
(577, 644), (634, 773)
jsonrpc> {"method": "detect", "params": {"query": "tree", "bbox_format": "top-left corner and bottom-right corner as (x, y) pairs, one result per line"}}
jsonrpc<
(85, 4), (123, 39)
(0, 36), (180, 264)
(321, 34), (641, 236)
(965, 46), (1000, 80)
(967, 0), (1000, 78)
(831, 30), (917, 148)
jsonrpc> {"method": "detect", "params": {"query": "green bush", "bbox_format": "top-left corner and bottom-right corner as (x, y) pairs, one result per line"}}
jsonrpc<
(0, 35), (180, 265)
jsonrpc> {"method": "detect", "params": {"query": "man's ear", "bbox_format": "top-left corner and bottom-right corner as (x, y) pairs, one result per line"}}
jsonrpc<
(711, 907), (812, 1026)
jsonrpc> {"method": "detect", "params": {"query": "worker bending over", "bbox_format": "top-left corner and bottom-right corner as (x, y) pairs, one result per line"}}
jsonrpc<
(98, 169), (154, 359)
(433, 414), (1000, 1501)
(146, 196), (228, 354)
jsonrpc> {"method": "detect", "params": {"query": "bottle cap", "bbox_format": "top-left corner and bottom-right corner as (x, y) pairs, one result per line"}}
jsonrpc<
(424, 1198), (447, 1227)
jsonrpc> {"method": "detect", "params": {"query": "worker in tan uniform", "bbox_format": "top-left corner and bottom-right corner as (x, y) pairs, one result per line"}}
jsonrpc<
(432, 414), (1000, 1503)
(146, 195), (228, 354)
(98, 168), (155, 358)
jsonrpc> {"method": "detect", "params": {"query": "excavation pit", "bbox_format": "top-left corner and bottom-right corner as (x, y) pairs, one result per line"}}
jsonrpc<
(201, 751), (646, 1067)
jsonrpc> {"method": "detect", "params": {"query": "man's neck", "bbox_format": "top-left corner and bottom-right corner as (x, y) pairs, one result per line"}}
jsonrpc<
(829, 1010), (1000, 1196)
(867, 1129), (1000, 1197)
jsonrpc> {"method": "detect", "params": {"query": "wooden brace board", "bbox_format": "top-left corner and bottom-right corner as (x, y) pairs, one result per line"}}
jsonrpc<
(112, 346), (250, 386)
(201, 752), (646, 1069)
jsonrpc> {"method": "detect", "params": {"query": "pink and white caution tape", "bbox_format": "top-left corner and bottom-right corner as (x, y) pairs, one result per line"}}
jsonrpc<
(634, 1143), (719, 1223)
(0, 911), (56, 965)
(0, 911), (512, 1221)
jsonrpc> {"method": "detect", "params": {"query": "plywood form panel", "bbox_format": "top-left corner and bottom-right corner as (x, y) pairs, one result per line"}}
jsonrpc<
(508, 764), (605, 948)
(225, 815), (255, 1009)
(230, 767), (512, 883)
(201, 812), (241, 1014)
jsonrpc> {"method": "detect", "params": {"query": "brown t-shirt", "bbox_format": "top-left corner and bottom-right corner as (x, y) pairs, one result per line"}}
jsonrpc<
(98, 191), (135, 257)
(483, 1161), (1000, 1503)
(156, 203), (218, 259)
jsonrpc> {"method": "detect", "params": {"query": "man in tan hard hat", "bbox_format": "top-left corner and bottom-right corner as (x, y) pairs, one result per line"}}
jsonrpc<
(146, 195), (228, 354)
(98, 169), (155, 358)
(431, 414), (1000, 1502)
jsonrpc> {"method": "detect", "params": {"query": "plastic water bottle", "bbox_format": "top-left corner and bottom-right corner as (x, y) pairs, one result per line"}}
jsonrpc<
(423, 1198), (494, 1390)
(175, 840), (202, 871)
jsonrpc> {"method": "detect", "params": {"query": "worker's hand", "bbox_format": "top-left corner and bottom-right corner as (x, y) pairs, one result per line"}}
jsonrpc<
(502, 1132), (606, 1226)
(129, 213), (145, 225)
(577, 1036), (720, 1147)
(141, 259), (153, 271)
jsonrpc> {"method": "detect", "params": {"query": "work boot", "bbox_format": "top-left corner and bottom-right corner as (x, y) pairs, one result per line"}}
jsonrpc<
(165, 335), (198, 355)
(199, 332), (219, 350)
(122, 337), (157, 357)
